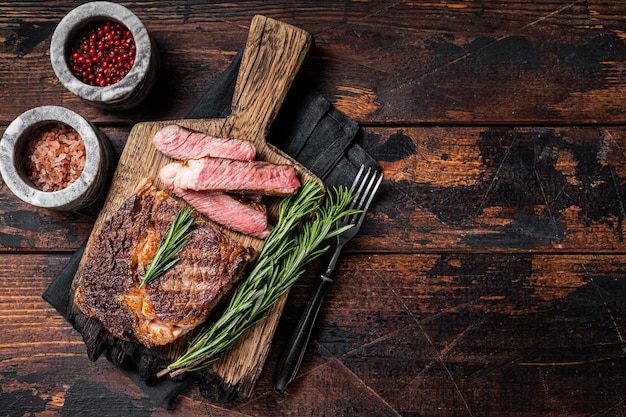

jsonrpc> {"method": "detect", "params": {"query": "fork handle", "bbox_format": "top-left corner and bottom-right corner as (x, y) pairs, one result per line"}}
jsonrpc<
(273, 274), (333, 393)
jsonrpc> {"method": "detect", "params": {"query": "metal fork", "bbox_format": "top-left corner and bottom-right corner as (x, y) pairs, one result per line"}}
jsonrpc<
(273, 165), (383, 394)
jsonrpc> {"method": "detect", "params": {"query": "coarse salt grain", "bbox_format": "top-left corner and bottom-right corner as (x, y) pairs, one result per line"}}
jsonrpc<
(23, 122), (85, 192)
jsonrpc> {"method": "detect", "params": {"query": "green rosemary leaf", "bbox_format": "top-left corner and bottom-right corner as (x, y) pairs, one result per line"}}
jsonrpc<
(140, 207), (196, 288)
(159, 180), (356, 378)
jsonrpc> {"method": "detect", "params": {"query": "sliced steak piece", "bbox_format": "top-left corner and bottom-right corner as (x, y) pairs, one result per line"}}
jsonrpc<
(166, 185), (271, 239)
(159, 158), (301, 196)
(73, 178), (254, 348)
(153, 124), (256, 161)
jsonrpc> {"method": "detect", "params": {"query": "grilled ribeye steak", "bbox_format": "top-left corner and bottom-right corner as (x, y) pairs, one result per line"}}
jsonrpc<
(73, 178), (254, 348)
(166, 185), (271, 238)
(159, 158), (301, 195)
(153, 124), (256, 161)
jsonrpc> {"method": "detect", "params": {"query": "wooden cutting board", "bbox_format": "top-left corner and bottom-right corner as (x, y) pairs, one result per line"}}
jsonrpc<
(71, 15), (316, 400)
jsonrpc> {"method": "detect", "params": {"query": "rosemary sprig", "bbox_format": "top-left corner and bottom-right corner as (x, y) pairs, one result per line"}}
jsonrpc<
(158, 180), (357, 377)
(140, 207), (196, 288)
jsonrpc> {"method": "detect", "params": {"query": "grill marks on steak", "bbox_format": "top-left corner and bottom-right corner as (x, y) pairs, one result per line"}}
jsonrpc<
(159, 158), (301, 196)
(153, 124), (256, 161)
(73, 179), (254, 348)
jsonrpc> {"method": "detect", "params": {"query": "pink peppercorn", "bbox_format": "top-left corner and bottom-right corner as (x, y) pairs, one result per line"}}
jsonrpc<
(67, 20), (136, 87)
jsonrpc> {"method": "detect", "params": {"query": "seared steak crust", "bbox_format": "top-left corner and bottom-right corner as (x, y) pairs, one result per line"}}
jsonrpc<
(74, 179), (254, 347)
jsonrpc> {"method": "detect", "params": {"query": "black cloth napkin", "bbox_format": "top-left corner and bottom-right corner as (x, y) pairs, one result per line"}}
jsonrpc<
(42, 50), (378, 408)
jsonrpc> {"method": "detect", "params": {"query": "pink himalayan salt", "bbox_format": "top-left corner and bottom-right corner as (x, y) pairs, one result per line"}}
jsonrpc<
(22, 122), (85, 192)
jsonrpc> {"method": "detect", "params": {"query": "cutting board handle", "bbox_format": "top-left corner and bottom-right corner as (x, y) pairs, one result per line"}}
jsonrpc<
(223, 15), (312, 148)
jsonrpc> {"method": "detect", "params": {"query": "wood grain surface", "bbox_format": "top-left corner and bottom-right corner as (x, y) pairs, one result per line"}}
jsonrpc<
(2, 1), (626, 416)
(1, 1), (626, 125)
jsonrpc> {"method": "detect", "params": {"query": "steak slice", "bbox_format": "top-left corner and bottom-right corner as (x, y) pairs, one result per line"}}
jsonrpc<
(153, 124), (256, 161)
(159, 158), (301, 196)
(165, 185), (271, 239)
(73, 178), (254, 348)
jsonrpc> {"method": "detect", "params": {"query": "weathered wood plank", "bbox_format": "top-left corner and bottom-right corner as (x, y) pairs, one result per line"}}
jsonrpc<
(0, 1), (625, 124)
(273, 252), (626, 417)
(7, 251), (626, 416)
(361, 126), (626, 253)
(3, 126), (626, 254)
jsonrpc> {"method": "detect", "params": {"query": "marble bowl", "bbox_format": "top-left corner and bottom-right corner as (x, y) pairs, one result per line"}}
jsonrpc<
(0, 106), (114, 210)
(50, 1), (159, 110)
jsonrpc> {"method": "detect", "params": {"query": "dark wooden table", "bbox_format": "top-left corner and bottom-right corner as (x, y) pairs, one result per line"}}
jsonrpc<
(2, 1), (626, 416)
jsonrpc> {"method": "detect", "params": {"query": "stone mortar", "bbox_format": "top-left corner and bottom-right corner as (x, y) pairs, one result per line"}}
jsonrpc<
(0, 105), (114, 210)
(50, 1), (159, 110)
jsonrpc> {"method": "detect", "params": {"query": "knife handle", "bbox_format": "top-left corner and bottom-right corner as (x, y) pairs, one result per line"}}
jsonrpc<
(273, 273), (333, 394)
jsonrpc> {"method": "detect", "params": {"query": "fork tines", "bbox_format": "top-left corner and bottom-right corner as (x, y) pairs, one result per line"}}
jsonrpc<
(345, 165), (383, 228)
